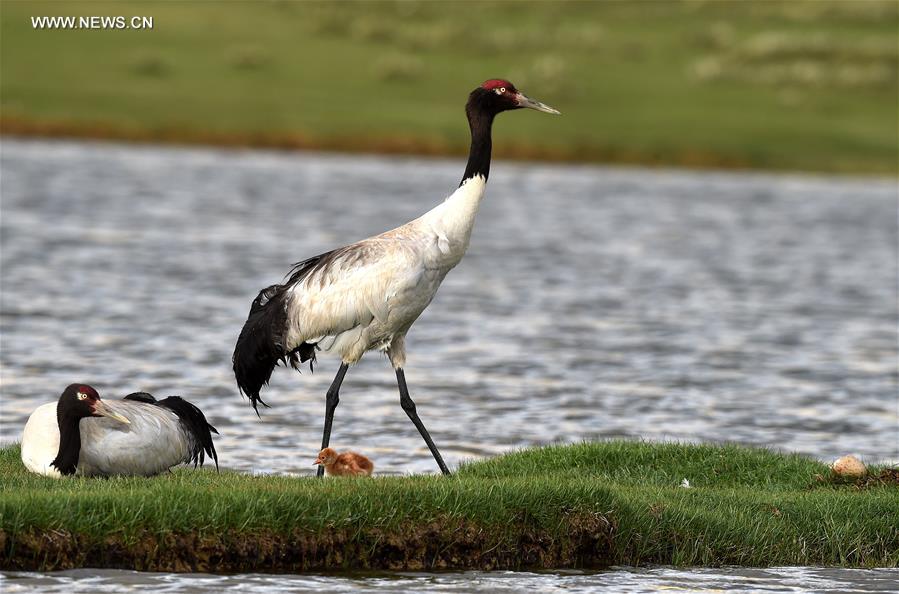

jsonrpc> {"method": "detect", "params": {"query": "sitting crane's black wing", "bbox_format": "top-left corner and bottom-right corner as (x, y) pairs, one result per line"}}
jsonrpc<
(156, 396), (219, 470)
(123, 392), (157, 404)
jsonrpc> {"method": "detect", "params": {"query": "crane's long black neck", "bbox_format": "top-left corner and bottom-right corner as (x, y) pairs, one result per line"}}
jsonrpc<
(51, 416), (82, 476)
(460, 106), (495, 186)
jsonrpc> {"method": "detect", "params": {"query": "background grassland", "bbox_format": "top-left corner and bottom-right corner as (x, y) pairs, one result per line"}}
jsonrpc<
(2, 441), (897, 571)
(1, 0), (896, 174)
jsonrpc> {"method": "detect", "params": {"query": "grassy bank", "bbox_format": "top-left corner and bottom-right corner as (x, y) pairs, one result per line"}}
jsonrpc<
(1, 441), (896, 572)
(1, 1), (896, 174)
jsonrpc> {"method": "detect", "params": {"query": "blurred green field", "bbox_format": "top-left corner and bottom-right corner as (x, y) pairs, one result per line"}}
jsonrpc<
(1, 0), (896, 174)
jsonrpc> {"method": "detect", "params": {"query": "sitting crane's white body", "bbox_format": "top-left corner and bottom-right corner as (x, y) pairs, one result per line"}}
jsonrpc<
(286, 175), (487, 368)
(22, 393), (216, 478)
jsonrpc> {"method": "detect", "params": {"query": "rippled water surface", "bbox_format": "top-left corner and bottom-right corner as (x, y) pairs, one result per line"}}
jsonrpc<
(2, 139), (895, 472)
(1, 139), (897, 591)
(3, 567), (899, 593)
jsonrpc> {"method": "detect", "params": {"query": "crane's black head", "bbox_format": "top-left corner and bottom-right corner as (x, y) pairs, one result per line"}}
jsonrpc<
(58, 384), (101, 421)
(467, 79), (561, 118)
(57, 383), (130, 425)
(53, 384), (124, 476)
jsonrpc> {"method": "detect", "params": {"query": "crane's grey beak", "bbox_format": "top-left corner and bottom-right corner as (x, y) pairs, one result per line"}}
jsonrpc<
(515, 92), (560, 115)
(93, 401), (131, 425)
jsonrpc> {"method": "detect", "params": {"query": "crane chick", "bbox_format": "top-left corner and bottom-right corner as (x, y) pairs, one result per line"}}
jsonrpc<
(313, 447), (373, 477)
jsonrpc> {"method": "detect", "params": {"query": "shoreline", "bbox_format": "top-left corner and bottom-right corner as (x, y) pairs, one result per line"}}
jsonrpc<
(3, 116), (892, 177)
(2, 442), (896, 573)
(1, 515), (613, 573)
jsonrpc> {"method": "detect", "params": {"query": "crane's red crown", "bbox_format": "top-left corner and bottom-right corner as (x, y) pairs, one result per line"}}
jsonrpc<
(80, 385), (99, 399)
(67, 383), (99, 400)
(481, 79), (517, 93)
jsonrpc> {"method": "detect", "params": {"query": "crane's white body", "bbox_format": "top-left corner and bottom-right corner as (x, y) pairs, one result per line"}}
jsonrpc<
(286, 175), (487, 367)
(21, 400), (196, 477)
(234, 81), (557, 474)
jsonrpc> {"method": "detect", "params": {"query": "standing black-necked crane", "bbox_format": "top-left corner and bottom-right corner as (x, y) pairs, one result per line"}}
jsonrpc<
(21, 384), (218, 477)
(233, 79), (559, 475)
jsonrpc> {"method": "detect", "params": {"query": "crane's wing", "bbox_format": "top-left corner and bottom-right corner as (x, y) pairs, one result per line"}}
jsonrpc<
(233, 229), (430, 412)
(284, 235), (426, 349)
(78, 401), (189, 476)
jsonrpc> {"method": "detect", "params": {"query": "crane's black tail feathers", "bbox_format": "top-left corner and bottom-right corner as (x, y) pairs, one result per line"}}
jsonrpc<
(233, 254), (333, 415)
(156, 396), (219, 471)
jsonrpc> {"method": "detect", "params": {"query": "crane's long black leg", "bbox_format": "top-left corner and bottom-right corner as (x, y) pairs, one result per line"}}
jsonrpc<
(318, 362), (349, 478)
(395, 368), (450, 475)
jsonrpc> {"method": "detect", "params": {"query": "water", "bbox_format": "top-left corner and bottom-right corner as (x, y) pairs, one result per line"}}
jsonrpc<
(2, 567), (898, 593)
(1, 139), (896, 591)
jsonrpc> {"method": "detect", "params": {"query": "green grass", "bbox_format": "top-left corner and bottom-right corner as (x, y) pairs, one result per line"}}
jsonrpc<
(1, 0), (896, 174)
(1, 441), (897, 571)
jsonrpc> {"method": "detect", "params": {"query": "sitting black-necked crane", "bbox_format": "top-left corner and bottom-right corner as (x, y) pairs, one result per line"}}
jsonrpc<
(21, 384), (218, 477)
(233, 79), (559, 475)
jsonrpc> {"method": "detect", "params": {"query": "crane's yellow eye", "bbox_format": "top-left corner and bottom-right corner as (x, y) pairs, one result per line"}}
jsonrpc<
(77, 392), (88, 400)
(494, 87), (506, 95)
